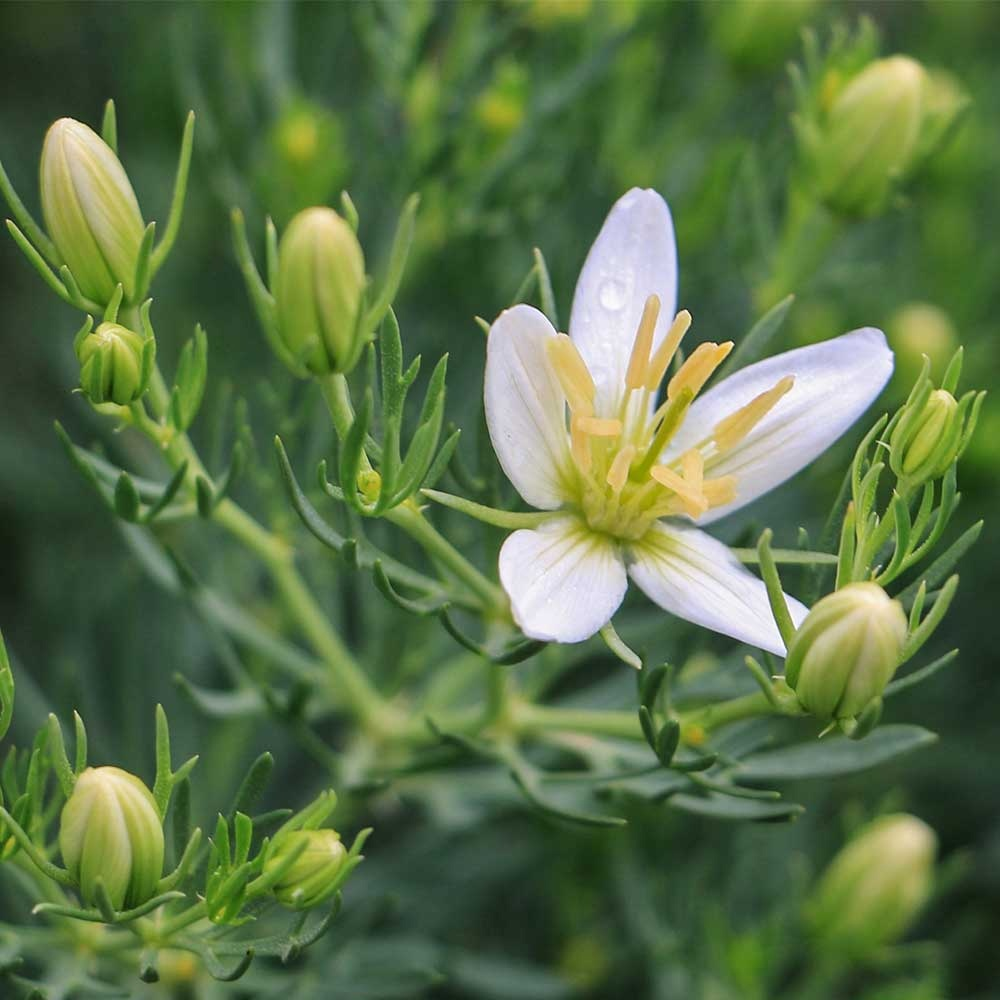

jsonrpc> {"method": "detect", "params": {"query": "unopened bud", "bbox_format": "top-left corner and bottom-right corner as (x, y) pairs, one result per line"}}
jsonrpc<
(275, 207), (366, 376)
(76, 321), (149, 406)
(785, 583), (907, 720)
(709, 0), (821, 73)
(59, 766), (164, 911)
(40, 119), (145, 305)
(808, 56), (927, 218)
(264, 829), (347, 910)
(891, 388), (961, 484)
(808, 813), (936, 960)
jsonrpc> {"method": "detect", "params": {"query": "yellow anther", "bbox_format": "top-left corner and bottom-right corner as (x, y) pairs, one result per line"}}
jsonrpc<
(576, 416), (623, 437)
(606, 445), (636, 493)
(713, 375), (795, 452)
(650, 464), (709, 517)
(546, 334), (596, 412)
(667, 341), (733, 401)
(625, 294), (661, 390)
(681, 449), (704, 494)
(645, 309), (692, 390)
(570, 416), (593, 473)
(703, 475), (738, 507)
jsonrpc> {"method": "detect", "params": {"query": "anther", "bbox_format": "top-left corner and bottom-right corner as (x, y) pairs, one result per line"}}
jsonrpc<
(713, 375), (795, 452)
(702, 475), (738, 508)
(606, 445), (636, 493)
(625, 294), (661, 390)
(576, 416), (623, 437)
(546, 334), (596, 412)
(667, 341), (733, 402)
(650, 464), (709, 517)
(645, 310), (692, 390)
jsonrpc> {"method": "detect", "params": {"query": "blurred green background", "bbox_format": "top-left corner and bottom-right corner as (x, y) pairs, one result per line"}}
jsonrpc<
(0, 1), (998, 997)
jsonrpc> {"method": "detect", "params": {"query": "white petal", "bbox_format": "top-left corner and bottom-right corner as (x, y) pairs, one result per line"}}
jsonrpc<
(628, 522), (808, 655)
(485, 305), (573, 510)
(666, 327), (893, 524)
(568, 188), (678, 415)
(499, 517), (628, 643)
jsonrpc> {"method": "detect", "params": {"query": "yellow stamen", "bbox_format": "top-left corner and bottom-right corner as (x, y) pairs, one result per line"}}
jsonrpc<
(606, 445), (636, 493)
(645, 310), (692, 390)
(667, 341), (733, 402)
(713, 375), (795, 452)
(625, 294), (661, 390)
(702, 475), (738, 508)
(570, 416), (592, 473)
(681, 449), (704, 494)
(650, 464), (709, 517)
(546, 334), (596, 412)
(576, 416), (623, 437)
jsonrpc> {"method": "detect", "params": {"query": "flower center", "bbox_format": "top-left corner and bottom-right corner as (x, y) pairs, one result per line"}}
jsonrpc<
(545, 295), (794, 541)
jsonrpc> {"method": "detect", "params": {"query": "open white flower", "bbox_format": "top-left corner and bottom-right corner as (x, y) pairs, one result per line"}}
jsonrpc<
(485, 189), (893, 651)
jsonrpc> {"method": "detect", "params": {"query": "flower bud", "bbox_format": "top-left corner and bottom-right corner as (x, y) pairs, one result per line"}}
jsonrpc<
(59, 766), (164, 911)
(805, 56), (927, 218)
(891, 388), (961, 483)
(76, 321), (148, 406)
(785, 583), (907, 720)
(275, 207), (366, 376)
(808, 814), (937, 961)
(40, 118), (145, 305)
(264, 829), (347, 910)
(708, 0), (821, 73)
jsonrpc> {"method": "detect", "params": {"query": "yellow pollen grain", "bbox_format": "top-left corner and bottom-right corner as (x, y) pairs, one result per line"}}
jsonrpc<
(703, 475), (738, 507)
(625, 294), (661, 390)
(713, 375), (795, 452)
(645, 310), (692, 390)
(547, 334), (596, 412)
(667, 341), (733, 401)
(606, 445), (636, 493)
(576, 415), (623, 437)
(650, 464), (709, 517)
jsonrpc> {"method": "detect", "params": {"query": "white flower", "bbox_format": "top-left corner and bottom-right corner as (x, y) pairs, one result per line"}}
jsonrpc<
(485, 189), (893, 651)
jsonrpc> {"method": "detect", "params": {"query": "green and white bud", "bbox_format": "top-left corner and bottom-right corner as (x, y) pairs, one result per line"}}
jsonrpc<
(891, 388), (961, 484)
(264, 829), (347, 910)
(808, 813), (937, 961)
(40, 118), (145, 305)
(810, 56), (926, 218)
(785, 583), (907, 720)
(76, 321), (149, 406)
(59, 766), (164, 911)
(275, 207), (367, 376)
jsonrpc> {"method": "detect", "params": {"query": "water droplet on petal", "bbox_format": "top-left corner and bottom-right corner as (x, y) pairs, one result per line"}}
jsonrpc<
(598, 277), (626, 312)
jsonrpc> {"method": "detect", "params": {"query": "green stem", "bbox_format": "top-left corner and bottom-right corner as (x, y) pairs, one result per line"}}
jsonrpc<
(136, 364), (394, 733)
(321, 373), (373, 473)
(388, 502), (507, 613)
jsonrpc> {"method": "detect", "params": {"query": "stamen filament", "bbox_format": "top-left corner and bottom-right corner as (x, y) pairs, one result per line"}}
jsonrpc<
(650, 465), (709, 517)
(633, 387), (694, 479)
(625, 294), (661, 390)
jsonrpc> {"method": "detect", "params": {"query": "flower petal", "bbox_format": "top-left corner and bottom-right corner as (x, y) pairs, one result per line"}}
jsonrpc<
(485, 304), (573, 509)
(568, 188), (678, 415)
(665, 327), (893, 524)
(628, 522), (808, 655)
(499, 517), (628, 643)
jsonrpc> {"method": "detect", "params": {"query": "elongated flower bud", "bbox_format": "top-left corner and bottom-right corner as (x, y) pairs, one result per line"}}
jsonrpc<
(59, 767), (164, 911)
(40, 119), (145, 305)
(808, 813), (936, 960)
(264, 829), (347, 910)
(891, 388), (961, 483)
(785, 583), (907, 720)
(76, 321), (149, 405)
(275, 207), (366, 376)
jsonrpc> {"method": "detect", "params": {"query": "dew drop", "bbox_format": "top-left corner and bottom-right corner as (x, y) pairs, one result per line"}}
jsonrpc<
(598, 277), (626, 312)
